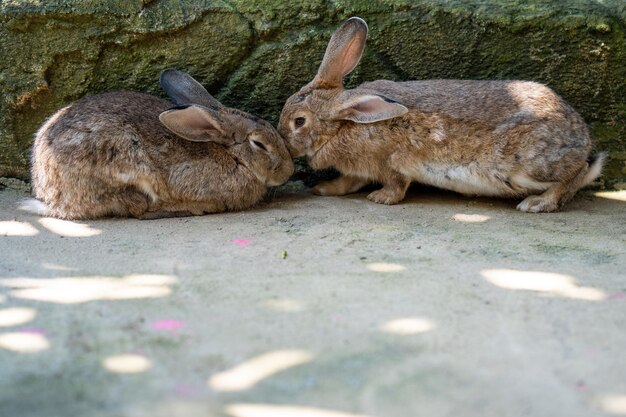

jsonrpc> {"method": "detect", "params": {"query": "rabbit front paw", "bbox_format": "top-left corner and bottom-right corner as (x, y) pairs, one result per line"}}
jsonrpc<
(312, 181), (340, 196)
(367, 188), (405, 205)
(312, 176), (368, 196)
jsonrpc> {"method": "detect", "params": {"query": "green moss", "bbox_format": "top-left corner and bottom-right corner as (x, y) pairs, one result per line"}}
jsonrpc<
(1, 0), (625, 185)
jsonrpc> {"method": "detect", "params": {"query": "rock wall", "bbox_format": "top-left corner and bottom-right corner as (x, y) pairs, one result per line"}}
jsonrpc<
(1, 0), (625, 185)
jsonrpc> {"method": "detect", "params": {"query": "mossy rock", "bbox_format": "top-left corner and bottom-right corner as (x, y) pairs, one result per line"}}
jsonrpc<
(1, 0), (624, 186)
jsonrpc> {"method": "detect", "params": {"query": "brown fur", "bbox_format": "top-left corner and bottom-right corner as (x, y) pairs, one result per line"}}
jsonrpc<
(31, 71), (293, 220)
(278, 18), (604, 212)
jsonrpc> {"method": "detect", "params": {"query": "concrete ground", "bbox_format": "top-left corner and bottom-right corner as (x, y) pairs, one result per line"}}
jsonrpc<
(0, 183), (625, 417)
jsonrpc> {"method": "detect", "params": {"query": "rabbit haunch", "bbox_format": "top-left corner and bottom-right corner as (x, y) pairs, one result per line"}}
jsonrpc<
(30, 70), (293, 219)
(278, 17), (604, 212)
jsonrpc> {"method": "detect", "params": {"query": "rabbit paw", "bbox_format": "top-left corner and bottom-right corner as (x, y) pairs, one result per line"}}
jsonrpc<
(312, 181), (340, 196)
(312, 176), (367, 196)
(516, 195), (559, 213)
(367, 188), (404, 205)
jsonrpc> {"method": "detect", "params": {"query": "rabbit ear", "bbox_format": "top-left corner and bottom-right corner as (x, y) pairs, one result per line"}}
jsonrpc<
(160, 68), (223, 109)
(315, 17), (368, 87)
(332, 93), (408, 123)
(159, 105), (232, 144)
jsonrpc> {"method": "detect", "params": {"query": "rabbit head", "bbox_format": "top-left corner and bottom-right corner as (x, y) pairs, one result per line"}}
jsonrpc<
(160, 69), (294, 186)
(278, 18), (407, 159)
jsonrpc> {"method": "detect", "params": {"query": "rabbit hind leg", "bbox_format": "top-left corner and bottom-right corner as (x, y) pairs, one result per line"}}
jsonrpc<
(44, 186), (150, 220)
(516, 162), (593, 213)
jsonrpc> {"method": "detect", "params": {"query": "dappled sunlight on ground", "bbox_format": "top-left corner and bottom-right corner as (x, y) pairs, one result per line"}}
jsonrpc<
(262, 297), (306, 312)
(0, 307), (36, 327)
(102, 354), (152, 374)
(38, 217), (102, 237)
(0, 330), (50, 352)
(481, 269), (606, 301)
(451, 213), (491, 223)
(596, 394), (626, 415)
(224, 403), (374, 417)
(209, 349), (314, 392)
(595, 190), (626, 202)
(379, 317), (435, 335)
(366, 263), (406, 273)
(0, 184), (624, 417)
(41, 262), (78, 272)
(0, 220), (39, 236)
(0, 274), (177, 304)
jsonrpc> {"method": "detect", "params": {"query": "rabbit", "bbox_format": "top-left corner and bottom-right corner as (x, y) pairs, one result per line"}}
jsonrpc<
(29, 69), (294, 220)
(278, 17), (604, 212)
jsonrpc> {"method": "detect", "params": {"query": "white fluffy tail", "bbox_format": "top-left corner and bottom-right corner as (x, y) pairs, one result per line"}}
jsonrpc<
(18, 198), (49, 216)
(583, 152), (606, 186)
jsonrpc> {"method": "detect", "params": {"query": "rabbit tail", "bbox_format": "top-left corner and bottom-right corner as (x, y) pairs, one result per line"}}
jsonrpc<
(582, 152), (606, 186)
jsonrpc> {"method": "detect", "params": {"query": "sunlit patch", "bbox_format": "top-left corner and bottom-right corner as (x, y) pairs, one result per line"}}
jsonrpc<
(262, 298), (306, 312)
(209, 350), (314, 392)
(0, 307), (37, 327)
(597, 394), (626, 415)
(481, 269), (606, 301)
(0, 294), (6, 303)
(125, 274), (178, 286)
(0, 274), (177, 304)
(41, 262), (78, 272)
(0, 221), (39, 236)
(366, 263), (406, 273)
(452, 213), (490, 223)
(38, 218), (101, 237)
(112, 286), (172, 300)
(102, 354), (152, 374)
(380, 317), (434, 335)
(595, 190), (626, 202)
(0, 331), (50, 352)
(224, 404), (374, 417)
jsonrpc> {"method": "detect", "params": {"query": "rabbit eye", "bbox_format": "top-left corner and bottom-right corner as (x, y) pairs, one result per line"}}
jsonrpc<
(251, 140), (268, 151)
(294, 117), (306, 129)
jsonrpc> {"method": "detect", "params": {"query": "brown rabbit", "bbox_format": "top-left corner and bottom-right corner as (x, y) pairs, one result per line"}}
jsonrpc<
(29, 69), (294, 219)
(278, 17), (604, 212)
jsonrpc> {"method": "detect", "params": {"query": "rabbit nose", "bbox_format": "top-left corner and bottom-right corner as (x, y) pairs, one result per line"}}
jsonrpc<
(286, 159), (295, 177)
(286, 141), (298, 157)
(287, 142), (305, 158)
(273, 159), (295, 186)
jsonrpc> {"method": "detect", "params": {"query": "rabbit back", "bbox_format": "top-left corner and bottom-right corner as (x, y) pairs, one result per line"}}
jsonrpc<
(359, 79), (593, 195)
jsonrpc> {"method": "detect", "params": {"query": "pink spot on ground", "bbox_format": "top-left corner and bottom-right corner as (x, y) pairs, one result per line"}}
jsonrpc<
(150, 320), (186, 335)
(607, 292), (626, 300)
(575, 380), (588, 392)
(232, 238), (252, 248)
(173, 383), (199, 398)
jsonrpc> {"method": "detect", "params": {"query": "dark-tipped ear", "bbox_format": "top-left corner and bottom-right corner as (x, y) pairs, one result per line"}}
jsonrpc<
(160, 68), (223, 109)
(315, 17), (368, 87)
(159, 105), (232, 144)
(333, 93), (408, 123)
